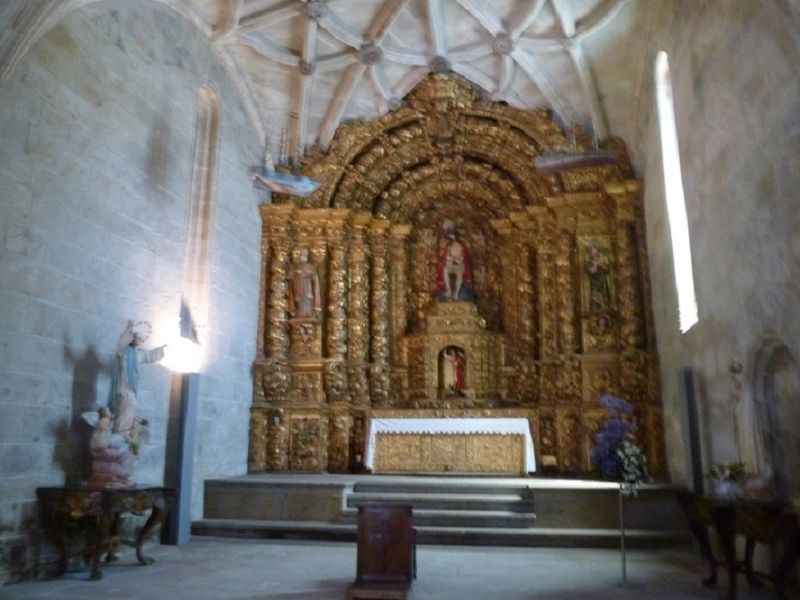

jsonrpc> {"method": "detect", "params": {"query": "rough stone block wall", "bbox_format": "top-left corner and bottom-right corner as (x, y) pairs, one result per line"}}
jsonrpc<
(636, 0), (800, 484)
(0, 1), (262, 582)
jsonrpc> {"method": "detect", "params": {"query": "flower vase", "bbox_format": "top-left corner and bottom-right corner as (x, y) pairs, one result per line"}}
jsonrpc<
(713, 479), (742, 501)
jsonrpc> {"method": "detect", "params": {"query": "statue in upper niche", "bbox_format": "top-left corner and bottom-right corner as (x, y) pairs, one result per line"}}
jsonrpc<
(584, 240), (611, 310)
(435, 220), (475, 302)
(288, 248), (321, 319)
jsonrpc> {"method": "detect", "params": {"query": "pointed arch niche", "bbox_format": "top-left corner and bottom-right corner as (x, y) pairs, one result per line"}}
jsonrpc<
(250, 74), (664, 477)
(753, 338), (800, 503)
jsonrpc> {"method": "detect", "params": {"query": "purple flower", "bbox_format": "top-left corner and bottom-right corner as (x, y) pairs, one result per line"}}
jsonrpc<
(590, 395), (638, 479)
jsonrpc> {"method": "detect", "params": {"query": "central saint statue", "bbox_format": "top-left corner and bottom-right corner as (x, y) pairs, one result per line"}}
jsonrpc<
(435, 220), (475, 302)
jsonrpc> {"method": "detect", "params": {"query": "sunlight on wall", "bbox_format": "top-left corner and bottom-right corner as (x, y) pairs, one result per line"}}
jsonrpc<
(655, 51), (698, 334)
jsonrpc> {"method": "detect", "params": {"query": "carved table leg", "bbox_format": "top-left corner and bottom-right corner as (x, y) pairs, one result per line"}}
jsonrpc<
(687, 517), (718, 587)
(774, 531), (800, 599)
(743, 537), (762, 588)
(54, 520), (69, 577)
(712, 506), (737, 600)
(105, 512), (122, 563)
(89, 515), (107, 580)
(136, 495), (168, 566)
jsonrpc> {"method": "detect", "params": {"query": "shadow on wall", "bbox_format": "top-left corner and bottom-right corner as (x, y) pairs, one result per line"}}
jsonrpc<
(146, 104), (173, 196)
(60, 339), (107, 485)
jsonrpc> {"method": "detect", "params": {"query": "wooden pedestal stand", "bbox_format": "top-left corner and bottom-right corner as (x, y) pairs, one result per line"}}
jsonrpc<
(347, 504), (415, 599)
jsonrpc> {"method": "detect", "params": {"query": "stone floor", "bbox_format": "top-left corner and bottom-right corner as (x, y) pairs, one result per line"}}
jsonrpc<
(0, 537), (782, 599)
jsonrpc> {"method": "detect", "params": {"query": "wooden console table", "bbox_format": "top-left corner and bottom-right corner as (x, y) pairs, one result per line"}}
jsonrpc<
(37, 486), (174, 580)
(676, 491), (800, 599)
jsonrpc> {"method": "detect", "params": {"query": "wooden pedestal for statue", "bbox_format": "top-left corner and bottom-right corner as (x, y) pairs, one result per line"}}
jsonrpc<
(347, 505), (416, 599)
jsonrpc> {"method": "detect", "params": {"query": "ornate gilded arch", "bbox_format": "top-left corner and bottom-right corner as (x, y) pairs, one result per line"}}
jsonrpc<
(278, 74), (631, 216)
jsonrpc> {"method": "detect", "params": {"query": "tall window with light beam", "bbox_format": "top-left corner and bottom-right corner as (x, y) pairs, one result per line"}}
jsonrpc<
(655, 51), (698, 333)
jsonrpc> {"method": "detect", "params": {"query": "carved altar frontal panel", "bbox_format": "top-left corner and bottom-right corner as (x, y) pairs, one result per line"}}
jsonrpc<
(288, 413), (327, 472)
(373, 433), (525, 475)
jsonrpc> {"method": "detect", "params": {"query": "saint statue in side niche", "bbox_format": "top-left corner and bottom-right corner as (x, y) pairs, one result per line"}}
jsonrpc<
(585, 240), (611, 310)
(441, 346), (466, 396)
(435, 220), (475, 302)
(288, 248), (321, 319)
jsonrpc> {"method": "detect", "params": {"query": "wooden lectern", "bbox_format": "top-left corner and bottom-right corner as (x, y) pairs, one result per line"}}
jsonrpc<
(347, 504), (415, 599)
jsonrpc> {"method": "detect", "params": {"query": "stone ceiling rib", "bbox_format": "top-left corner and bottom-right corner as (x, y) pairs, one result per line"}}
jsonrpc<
(239, 33), (298, 65)
(426, 0), (447, 58)
(573, 0), (630, 43)
(452, 62), (496, 95)
(449, 40), (492, 64)
(319, 62), (368, 150)
(318, 9), (363, 48)
(238, 1), (297, 34)
(211, 0), (242, 41)
(316, 52), (357, 73)
(379, 44), (428, 66)
(510, 46), (575, 125)
(509, 0), (549, 38)
(567, 41), (608, 139)
(288, 14), (319, 159)
(370, 64), (393, 101)
(551, 0), (576, 38)
(368, 0), (410, 42)
(496, 55), (515, 96)
(392, 66), (430, 99)
(456, 0), (504, 36)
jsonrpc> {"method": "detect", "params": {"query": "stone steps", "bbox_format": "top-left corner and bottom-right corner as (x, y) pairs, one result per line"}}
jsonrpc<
(195, 474), (690, 548)
(346, 491), (535, 513)
(191, 518), (680, 549)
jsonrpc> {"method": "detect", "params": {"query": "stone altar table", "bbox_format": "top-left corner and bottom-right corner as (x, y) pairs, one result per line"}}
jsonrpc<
(365, 418), (536, 475)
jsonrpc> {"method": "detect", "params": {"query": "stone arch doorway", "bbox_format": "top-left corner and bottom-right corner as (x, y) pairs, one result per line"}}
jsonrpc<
(753, 338), (800, 504)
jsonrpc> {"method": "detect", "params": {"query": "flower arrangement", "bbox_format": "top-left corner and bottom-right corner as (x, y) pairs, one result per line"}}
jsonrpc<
(708, 461), (746, 482)
(590, 394), (649, 496)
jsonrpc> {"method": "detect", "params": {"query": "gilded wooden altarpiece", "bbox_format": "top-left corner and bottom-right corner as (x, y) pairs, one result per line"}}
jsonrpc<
(249, 74), (664, 476)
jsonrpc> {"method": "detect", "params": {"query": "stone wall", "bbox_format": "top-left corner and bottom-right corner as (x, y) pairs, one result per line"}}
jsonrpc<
(635, 0), (800, 490)
(0, 0), (262, 582)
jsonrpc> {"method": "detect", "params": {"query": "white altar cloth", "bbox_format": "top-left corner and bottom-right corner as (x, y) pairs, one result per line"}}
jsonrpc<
(365, 418), (536, 472)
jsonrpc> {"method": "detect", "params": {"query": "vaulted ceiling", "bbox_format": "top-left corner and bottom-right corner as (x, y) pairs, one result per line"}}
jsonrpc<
(198, 0), (656, 164)
(1, 0), (658, 166)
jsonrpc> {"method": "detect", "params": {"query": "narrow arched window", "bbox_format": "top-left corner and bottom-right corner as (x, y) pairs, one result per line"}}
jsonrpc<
(177, 86), (220, 371)
(655, 52), (698, 333)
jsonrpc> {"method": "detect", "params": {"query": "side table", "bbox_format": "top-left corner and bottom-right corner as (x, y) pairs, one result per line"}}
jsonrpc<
(676, 490), (800, 599)
(37, 486), (174, 580)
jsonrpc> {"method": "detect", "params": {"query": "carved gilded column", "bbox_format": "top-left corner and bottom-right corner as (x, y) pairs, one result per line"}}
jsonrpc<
(325, 212), (349, 360)
(389, 225), (411, 359)
(248, 407), (267, 471)
(327, 410), (351, 473)
(347, 214), (370, 405)
(538, 227), (558, 359)
(518, 241), (536, 358)
(369, 221), (391, 406)
(615, 222), (643, 350)
(555, 229), (578, 355)
(266, 247), (290, 359)
(389, 225), (411, 405)
(608, 183), (645, 350)
(265, 408), (288, 471)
